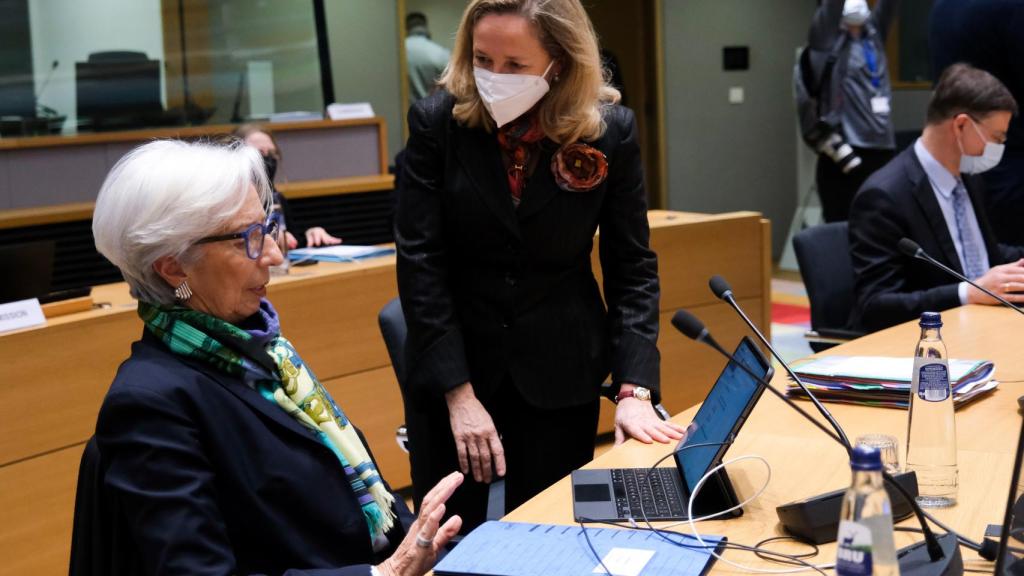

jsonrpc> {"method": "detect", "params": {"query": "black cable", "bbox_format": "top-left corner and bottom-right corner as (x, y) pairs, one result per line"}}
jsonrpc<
(896, 526), (1024, 556)
(577, 517), (829, 575)
(753, 535), (820, 565)
(578, 441), (828, 574)
(577, 520), (614, 576)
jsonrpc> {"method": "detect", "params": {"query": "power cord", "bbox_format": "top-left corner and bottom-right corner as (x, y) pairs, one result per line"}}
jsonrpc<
(686, 455), (836, 573)
(577, 441), (830, 574)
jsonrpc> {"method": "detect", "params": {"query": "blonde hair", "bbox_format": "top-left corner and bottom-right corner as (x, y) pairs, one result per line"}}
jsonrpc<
(439, 0), (620, 145)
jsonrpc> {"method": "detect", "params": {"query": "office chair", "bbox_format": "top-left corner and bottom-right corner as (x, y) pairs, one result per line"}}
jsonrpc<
(69, 438), (138, 576)
(792, 222), (865, 351)
(378, 298), (506, 520)
(87, 51), (149, 63)
(378, 298), (410, 453)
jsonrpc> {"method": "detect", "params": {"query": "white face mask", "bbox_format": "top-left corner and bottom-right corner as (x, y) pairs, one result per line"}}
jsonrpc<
(473, 61), (554, 128)
(959, 118), (1006, 174)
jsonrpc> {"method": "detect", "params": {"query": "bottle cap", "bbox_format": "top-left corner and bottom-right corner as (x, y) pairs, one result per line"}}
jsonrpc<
(850, 445), (883, 471)
(919, 311), (942, 328)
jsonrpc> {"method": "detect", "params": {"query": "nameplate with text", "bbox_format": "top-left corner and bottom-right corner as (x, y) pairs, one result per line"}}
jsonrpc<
(0, 298), (46, 334)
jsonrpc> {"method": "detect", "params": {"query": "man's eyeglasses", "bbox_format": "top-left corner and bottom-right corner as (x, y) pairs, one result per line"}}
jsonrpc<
(195, 220), (280, 260)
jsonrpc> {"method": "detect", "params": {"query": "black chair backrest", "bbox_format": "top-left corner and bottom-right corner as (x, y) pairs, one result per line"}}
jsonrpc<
(87, 51), (148, 63)
(378, 298), (407, 388)
(0, 240), (54, 304)
(792, 222), (855, 333)
(69, 438), (137, 576)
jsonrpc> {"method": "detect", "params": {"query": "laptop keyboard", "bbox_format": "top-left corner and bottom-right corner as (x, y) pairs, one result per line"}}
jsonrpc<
(611, 467), (687, 520)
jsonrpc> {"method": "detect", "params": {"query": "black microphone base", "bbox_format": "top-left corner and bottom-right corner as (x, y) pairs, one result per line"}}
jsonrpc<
(897, 531), (962, 576)
(777, 471), (919, 544)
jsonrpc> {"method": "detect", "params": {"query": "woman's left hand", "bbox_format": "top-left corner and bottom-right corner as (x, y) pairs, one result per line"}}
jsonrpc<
(304, 227), (342, 247)
(377, 471), (464, 576)
(614, 386), (687, 445)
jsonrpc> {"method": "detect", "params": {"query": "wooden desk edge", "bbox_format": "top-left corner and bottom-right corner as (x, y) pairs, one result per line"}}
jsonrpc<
(0, 117), (385, 151)
(0, 175), (394, 230)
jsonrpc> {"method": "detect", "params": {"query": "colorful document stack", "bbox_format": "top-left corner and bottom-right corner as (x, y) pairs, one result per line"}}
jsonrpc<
(786, 355), (997, 409)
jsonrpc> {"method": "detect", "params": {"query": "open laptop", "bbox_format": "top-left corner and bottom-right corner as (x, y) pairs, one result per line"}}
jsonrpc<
(994, 404), (1024, 574)
(571, 336), (772, 522)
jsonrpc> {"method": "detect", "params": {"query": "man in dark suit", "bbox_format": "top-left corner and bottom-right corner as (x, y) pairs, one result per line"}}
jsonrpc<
(930, 0), (1024, 245)
(850, 64), (1024, 332)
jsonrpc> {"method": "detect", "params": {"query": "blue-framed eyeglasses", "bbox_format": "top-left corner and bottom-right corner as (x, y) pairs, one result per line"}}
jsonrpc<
(195, 219), (280, 260)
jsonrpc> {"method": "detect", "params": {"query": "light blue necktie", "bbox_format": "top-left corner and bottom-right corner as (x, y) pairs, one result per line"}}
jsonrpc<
(952, 181), (986, 279)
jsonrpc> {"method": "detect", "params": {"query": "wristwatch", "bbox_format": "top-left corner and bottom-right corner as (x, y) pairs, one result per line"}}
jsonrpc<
(615, 386), (652, 404)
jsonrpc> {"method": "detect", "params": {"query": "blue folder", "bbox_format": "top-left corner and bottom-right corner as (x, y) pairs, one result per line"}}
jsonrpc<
(433, 521), (725, 576)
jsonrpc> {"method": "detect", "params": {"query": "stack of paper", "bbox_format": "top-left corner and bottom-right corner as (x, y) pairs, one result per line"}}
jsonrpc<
(287, 245), (395, 263)
(786, 356), (998, 409)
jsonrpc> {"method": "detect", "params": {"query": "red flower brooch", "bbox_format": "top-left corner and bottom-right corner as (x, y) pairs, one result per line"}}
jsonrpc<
(551, 143), (608, 192)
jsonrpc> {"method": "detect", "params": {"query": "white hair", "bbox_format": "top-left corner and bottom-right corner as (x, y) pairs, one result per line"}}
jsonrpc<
(92, 139), (272, 306)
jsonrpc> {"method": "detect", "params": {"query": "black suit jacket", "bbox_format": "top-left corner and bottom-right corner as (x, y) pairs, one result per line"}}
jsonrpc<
(849, 145), (1024, 331)
(94, 331), (413, 576)
(395, 92), (660, 408)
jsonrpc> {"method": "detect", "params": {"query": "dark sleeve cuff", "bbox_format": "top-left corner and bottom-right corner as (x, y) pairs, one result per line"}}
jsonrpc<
(410, 328), (471, 397)
(610, 331), (661, 402)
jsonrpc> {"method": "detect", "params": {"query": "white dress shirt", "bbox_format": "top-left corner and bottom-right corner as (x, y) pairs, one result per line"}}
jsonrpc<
(913, 139), (990, 304)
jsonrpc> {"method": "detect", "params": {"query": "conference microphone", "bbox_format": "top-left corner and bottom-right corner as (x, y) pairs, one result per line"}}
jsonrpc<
(672, 309), (961, 575)
(35, 60), (60, 117)
(898, 237), (1024, 316)
(708, 275), (851, 450)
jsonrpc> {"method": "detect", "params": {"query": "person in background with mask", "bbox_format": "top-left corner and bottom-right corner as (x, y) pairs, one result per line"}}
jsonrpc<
(233, 123), (342, 248)
(808, 0), (899, 222)
(849, 64), (1024, 333)
(395, 0), (684, 532)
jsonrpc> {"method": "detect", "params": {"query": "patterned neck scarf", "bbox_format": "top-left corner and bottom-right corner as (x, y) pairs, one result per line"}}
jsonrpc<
(138, 299), (396, 542)
(496, 112), (546, 208)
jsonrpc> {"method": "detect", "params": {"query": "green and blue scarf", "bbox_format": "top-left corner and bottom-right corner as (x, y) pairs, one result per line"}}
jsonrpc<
(138, 299), (396, 541)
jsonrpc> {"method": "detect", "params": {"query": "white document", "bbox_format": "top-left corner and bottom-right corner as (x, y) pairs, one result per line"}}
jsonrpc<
(795, 356), (989, 383)
(593, 548), (655, 576)
(0, 298), (46, 334)
(326, 102), (375, 120)
(871, 96), (891, 115)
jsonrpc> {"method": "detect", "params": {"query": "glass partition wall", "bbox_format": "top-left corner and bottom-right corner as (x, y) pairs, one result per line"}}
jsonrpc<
(0, 0), (328, 137)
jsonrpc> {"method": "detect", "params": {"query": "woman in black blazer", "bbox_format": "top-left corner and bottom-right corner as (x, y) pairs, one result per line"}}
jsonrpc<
(396, 0), (684, 531)
(91, 139), (461, 576)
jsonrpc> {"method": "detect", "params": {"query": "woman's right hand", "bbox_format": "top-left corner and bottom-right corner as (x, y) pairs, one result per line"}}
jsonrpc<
(376, 472), (463, 576)
(445, 383), (506, 483)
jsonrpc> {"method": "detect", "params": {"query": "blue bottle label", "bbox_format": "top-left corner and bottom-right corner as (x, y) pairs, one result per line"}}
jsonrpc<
(836, 520), (873, 575)
(916, 362), (950, 402)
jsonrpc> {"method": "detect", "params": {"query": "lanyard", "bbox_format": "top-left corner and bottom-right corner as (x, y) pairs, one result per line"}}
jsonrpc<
(861, 38), (882, 89)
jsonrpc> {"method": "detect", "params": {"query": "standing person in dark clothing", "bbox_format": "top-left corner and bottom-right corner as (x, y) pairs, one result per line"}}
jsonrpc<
(930, 0), (1024, 245)
(396, 0), (684, 534)
(808, 0), (899, 222)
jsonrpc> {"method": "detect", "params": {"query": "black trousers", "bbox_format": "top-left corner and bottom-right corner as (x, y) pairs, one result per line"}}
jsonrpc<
(816, 147), (894, 223)
(405, 379), (601, 533)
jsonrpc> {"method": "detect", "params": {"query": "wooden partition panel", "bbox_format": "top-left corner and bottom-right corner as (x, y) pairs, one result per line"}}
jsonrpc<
(0, 118), (386, 212)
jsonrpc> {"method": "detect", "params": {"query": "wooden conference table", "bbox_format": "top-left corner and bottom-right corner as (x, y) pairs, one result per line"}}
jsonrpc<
(505, 304), (1023, 573)
(0, 209), (771, 575)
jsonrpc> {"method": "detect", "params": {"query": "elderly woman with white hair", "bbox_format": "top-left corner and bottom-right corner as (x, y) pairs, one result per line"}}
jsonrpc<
(91, 139), (462, 576)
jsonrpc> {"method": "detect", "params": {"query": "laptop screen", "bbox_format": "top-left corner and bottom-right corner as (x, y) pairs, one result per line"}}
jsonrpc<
(675, 337), (770, 494)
